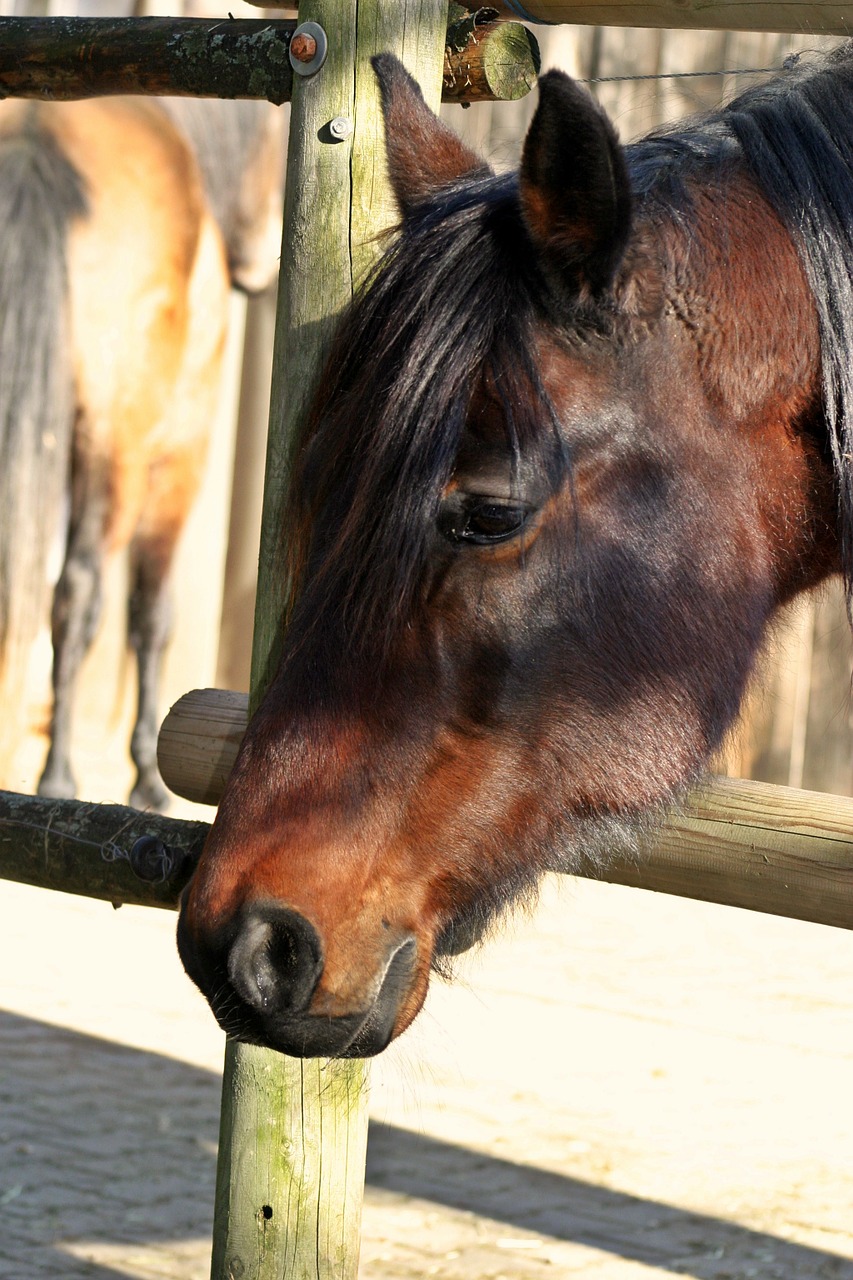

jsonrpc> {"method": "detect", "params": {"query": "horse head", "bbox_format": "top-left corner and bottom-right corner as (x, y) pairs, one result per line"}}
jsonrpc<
(178, 55), (840, 1056)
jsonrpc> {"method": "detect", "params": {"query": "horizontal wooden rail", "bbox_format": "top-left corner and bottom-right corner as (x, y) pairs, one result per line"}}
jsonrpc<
(0, 15), (538, 104)
(0, 790), (206, 908)
(443, 13), (540, 102)
(606, 776), (853, 930)
(159, 688), (249, 807)
(159, 688), (853, 931)
(490, 0), (852, 34)
(0, 18), (297, 103)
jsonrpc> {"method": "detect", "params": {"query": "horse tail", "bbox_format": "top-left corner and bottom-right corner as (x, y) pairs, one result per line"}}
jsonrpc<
(0, 116), (88, 758)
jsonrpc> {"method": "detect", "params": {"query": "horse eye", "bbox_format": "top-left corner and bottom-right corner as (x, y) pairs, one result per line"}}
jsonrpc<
(441, 499), (532, 545)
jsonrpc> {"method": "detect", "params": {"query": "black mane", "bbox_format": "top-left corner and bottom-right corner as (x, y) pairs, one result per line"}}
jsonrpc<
(289, 41), (853, 668)
(287, 172), (570, 667)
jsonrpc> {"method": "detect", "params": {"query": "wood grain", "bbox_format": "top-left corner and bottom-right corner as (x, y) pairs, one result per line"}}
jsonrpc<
(491, 0), (853, 34)
(210, 5), (449, 1278)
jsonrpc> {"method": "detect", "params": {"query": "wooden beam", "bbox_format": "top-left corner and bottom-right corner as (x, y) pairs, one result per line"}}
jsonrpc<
(490, 0), (853, 35)
(159, 688), (248, 807)
(0, 17), (296, 103)
(0, 789), (205, 908)
(0, 14), (538, 104)
(208, 5), (450, 1279)
(443, 11), (540, 102)
(608, 776), (853, 930)
(159, 688), (853, 931)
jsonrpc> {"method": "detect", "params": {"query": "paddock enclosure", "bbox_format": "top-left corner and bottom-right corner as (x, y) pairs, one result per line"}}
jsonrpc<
(1, 2), (850, 1280)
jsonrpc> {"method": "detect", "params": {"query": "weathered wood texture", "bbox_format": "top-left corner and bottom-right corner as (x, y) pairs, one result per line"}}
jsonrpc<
(158, 688), (853, 931)
(0, 17), (296, 103)
(158, 688), (248, 807)
(492, 0), (853, 34)
(209, 4), (449, 1280)
(0, 790), (205, 908)
(443, 14), (540, 102)
(0, 15), (538, 106)
(613, 776), (853, 930)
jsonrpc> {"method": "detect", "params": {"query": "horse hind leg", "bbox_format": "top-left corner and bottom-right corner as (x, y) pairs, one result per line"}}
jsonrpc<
(127, 520), (182, 812)
(37, 457), (107, 801)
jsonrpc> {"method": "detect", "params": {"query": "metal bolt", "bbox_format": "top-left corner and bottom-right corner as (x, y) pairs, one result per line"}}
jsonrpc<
(290, 32), (317, 63)
(288, 21), (328, 77)
(329, 116), (353, 141)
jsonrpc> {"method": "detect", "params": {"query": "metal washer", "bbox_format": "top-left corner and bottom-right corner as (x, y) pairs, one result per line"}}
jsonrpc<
(289, 21), (328, 77)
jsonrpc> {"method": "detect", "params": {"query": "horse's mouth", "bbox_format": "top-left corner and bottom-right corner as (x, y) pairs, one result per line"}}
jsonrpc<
(178, 898), (419, 1058)
(215, 1003), (396, 1058)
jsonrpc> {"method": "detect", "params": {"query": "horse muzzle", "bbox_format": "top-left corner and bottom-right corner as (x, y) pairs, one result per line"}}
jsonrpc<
(177, 895), (420, 1058)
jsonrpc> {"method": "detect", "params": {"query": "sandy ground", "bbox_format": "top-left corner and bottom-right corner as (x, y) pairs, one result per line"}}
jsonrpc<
(1, 862), (852, 1280)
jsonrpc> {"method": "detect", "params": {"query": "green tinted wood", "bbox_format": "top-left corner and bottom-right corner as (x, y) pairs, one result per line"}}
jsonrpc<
(211, 3), (448, 1278)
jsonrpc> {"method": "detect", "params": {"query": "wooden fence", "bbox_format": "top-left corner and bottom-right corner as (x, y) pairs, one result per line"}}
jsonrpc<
(1, 4), (853, 1278)
(492, 0), (853, 34)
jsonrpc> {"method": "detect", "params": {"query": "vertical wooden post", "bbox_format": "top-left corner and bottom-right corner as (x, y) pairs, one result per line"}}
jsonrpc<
(209, 3), (448, 1278)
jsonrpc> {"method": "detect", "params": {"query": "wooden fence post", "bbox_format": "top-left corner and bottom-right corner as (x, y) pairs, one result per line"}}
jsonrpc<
(209, 4), (448, 1278)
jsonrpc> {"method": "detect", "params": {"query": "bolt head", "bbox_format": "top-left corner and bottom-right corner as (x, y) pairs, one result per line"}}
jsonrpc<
(290, 33), (317, 63)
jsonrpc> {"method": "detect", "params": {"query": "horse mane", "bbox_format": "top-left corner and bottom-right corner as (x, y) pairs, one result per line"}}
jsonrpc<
(285, 173), (573, 672)
(288, 42), (853, 669)
(630, 40), (853, 600)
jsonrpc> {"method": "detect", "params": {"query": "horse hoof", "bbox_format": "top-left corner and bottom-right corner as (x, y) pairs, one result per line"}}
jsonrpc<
(130, 774), (170, 814)
(37, 770), (77, 801)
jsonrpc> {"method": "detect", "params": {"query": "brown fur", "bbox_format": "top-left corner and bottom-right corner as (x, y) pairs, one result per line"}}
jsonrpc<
(0, 96), (282, 802)
(178, 55), (849, 1059)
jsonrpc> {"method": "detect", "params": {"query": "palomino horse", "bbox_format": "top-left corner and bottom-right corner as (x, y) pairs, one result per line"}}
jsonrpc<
(0, 96), (283, 809)
(180, 45), (850, 1056)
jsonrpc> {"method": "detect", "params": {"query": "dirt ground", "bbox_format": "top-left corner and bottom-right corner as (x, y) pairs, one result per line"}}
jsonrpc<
(1, 856), (852, 1280)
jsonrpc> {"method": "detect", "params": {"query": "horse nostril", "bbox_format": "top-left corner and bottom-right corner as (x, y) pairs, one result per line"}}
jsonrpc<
(227, 905), (323, 1017)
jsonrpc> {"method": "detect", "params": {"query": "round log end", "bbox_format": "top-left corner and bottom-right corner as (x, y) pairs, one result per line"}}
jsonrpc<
(444, 20), (540, 103)
(157, 688), (248, 807)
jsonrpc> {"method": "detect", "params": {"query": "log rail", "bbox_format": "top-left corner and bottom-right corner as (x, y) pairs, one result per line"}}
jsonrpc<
(2, 694), (851, 935)
(491, 0), (852, 34)
(0, 14), (539, 104)
(156, 688), (853, 932)
(251, 0), (853, 35)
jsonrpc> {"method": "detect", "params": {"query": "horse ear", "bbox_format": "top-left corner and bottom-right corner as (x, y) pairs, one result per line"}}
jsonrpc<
(373, 53), (491, 218)
(519, 71), (632, 297)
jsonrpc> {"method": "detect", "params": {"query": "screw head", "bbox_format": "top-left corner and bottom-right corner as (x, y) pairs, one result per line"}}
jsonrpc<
(329, 116), (353, 141)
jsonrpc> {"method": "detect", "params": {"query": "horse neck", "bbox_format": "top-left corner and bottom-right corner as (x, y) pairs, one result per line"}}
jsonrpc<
(655, 172), (840, 601)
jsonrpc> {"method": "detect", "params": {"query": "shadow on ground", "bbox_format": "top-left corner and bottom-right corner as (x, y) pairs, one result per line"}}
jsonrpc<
(0, 1010), (850, 1279)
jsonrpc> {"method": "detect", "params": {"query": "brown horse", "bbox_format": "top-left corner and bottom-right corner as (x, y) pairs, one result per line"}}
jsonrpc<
(180, 45), (850, 1057)
(0, 95), (283, 809)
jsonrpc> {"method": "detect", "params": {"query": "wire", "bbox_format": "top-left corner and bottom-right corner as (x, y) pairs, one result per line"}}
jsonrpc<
(579, 52), (801, 86)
